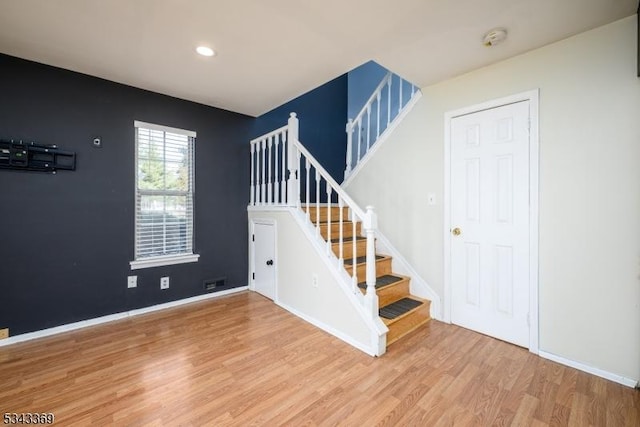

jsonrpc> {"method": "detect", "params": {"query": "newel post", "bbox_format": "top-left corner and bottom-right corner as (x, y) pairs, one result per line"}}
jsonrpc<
(364, 205), (379, 319)
(344, 119), (353, 179)
(287, 112), (299, 206)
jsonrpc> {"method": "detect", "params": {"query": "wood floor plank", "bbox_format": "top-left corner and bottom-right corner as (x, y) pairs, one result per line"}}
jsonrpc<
(1, 291), (638, 426)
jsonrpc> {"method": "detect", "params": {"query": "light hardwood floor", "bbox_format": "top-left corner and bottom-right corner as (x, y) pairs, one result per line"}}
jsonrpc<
(1, 291), (638, 426)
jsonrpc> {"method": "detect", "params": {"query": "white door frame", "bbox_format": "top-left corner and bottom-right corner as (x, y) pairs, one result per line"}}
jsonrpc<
(249, 218), (278, 302)
(443, 89), (539, 354)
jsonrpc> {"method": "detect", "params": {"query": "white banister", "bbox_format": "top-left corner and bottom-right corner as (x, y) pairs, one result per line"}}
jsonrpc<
(274, 137), (280, 203)
(344, 71), (421, 182)
(287, 113), (299, 207)
(250, 143), (255, 205)
(376, 92), (381, 139)
(351, 213), (358, 293)
(357, 119), (362, 164)
(267, 136), (273, 203)
(305, 157), (310, 219)
(315, 169), (320, 233)
(326, 187), (332, 255)
(338, 196), (344, 266)
(366, 106), (371, 150)
(387, 77), (392, 126)
(250, 124), (288, 206)
(364, 206), (379, 319)
(345, 119), (354, 177)
(398, 75), (403, 114)
(249, 114), (380, 327)
(260, 139), (266, 204)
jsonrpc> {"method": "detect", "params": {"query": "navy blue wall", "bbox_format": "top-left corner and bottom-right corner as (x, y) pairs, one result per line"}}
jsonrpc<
(0, 54), (253, 335)
(347, 61), (388, 121)
(253, 74), (348, 183)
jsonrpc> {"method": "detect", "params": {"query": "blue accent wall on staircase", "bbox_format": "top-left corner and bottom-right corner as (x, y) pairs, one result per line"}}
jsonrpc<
(253, 74), (348, 184)
(347, 61), (388, 121)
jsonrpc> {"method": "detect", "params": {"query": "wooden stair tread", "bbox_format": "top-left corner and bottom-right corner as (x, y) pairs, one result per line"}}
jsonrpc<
(305, 205), (431, 348)
(357, 274), (409, 290)
(303, 206), (350, 222)
(381, 296), (429, 324)
(343, 254), (387, 265)
(331, 236), (366, 243)
(303, 206), (349, 212)
(379, 297), (423, 320)
(383, 296), (431, 346)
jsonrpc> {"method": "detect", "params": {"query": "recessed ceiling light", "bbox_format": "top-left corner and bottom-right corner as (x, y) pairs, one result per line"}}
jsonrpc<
(196, 46), (215, 57)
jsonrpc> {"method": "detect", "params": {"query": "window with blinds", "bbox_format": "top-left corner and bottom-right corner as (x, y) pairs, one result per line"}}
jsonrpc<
(131, 121), (199, 269)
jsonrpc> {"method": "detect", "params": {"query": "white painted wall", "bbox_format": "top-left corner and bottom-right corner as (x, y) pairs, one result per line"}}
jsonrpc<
(247, 210), (378, 354)
(345, 16), (640, 382)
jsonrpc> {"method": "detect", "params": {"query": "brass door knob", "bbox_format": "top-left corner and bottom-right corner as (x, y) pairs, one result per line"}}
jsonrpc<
(452, 227), (461, 236)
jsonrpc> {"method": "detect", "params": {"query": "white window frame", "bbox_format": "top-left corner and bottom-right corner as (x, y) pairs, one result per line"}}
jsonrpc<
(130, 120), (199, 270)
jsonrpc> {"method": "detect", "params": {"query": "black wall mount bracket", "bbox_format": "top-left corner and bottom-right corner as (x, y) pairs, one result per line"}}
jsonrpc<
(0, 139), (76, 173)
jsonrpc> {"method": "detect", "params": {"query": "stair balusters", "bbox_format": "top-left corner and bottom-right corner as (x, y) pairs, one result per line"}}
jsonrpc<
(250, 112), (382, 325)
(249, 124), (288, 206)
(287, 113), (299, 208)
(344, 72), (419, 181)
(364, 206), (379, 319)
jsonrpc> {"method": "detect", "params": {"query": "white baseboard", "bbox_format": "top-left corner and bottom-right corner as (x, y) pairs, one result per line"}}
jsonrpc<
(276, 300), (377, 357)
(538, 350), (638, 388)
(0, 287), (249, 347)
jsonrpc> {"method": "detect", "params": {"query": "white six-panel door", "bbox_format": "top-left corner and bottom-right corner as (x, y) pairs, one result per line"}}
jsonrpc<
(450, 100), (530, 347)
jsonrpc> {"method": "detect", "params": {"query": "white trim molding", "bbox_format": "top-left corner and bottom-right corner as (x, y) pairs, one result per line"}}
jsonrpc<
(0, 287), (248, 347)
(539, 350), (639, 388)
(133, 120), (197, 138)
(443, 89), (540, 354)
(130, 253), (200, 270)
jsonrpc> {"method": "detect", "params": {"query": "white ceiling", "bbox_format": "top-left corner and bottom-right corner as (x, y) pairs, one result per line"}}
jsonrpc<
(0, 1), (636, 117)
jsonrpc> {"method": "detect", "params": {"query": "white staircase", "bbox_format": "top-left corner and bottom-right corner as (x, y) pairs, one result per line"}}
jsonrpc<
(248, 106), (435, 355)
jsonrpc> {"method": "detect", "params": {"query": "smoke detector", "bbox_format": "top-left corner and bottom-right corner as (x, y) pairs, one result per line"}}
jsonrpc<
(483, 28), (507, 47)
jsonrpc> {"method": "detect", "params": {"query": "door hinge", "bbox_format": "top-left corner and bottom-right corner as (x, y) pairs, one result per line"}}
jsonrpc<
(252, 234), (255, 242)
(527, 312), (530, 326)
(252, 272), (255, 280)
(527, 118), (531, 131)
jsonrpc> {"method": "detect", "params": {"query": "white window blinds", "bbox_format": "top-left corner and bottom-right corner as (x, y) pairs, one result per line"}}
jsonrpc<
(134, 121), (195, 261)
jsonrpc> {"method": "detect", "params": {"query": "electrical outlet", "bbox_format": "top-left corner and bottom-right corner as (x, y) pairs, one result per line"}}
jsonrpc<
(0, 328), (8, 340)
(127, 275), (137, 288)
(312, 274), (318, 288)
(160, 276), (170, 290)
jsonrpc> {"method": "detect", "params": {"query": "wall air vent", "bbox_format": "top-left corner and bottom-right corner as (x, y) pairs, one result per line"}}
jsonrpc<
(204, 277), (227, 291)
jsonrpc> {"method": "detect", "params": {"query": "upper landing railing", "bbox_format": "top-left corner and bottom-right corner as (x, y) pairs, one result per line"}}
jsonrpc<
(344, 72), (420, 181)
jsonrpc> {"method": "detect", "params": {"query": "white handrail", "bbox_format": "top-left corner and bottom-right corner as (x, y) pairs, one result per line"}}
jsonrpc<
(290, 127), (379, 321)
(250, 124), (288, 144)
(292, 139), (365, 220)
(351, 72), (392, 126)
(249, 121), (292, 206)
